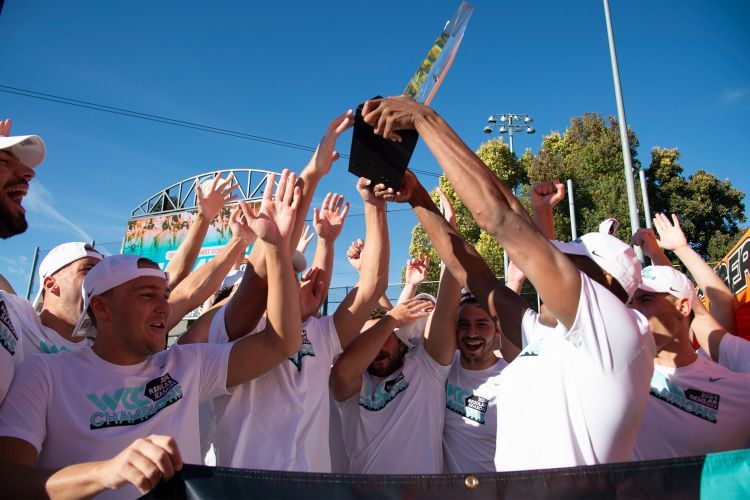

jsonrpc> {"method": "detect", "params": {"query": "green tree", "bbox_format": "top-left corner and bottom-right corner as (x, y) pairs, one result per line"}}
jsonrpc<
(406, 113), (745, 294)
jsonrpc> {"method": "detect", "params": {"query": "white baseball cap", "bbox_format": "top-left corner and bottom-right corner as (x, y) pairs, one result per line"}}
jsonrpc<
(640, 265), (695, 300)
(33, 242), (103, 309)
(0, 134), (46, 169)
(551, 232), (642, 300)
(72, 254), (168, 337)
(599, 218), (620, 235)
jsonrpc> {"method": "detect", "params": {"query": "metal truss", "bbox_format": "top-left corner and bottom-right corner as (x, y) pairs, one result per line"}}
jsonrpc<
(130, 168), (278, 218)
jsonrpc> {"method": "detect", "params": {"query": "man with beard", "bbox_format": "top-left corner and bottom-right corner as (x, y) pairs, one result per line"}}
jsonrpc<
(0, 119), (45, 403)
(331, 268), (457, 474)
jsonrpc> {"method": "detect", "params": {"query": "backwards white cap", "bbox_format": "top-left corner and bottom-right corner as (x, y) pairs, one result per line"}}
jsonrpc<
(33, 242), (103, 309)
(0, 134), (46, 168)
(72, 254), (168, 337)
(640, 265), (695, 301)
(551, 232), (642, 301)
(598, 217), (620, 235)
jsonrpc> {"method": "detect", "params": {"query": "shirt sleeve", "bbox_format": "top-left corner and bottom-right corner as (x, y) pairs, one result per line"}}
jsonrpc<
(520, 308), (543, 349)
(414, 347), (452, 385)
(192, 343), (232, 402)
(0, 354), (51, 453)
(207, 305), (229, 344)
(560, 272), (655, 375)
(718, 333), (750, 374)
(314, 315), (343, 363)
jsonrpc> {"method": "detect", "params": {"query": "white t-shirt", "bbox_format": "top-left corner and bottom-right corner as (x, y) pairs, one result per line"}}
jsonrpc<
(337, 347), (452, 474)
(698, 333), (750, 374)
(0, 291), (92, 357)
(494, 272), (655, 471)
(633, 356), (750, 460)
(0, 294), (24, 404)
(443, 353), (507, 473)
(0, 342), (231, 499)
(208, 309), (342, 472)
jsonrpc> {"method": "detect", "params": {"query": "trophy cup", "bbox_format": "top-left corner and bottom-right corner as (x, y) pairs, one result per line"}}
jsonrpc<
(348, 1), (474, 189)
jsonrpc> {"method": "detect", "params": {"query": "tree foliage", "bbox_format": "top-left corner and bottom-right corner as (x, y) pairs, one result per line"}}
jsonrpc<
(406, 113), (746, 294)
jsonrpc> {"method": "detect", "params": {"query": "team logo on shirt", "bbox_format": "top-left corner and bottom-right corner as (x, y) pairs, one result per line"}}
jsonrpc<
(38, 341), (71, 354)
(0, 301), (18, 356)
(518, 339), (542, 358)
(86, 373), (183, 429)
(359, 372), (409, 411)
(287, 330), (315, 372)
(445, 382), (488, 424)
(650, 372), (720, 424)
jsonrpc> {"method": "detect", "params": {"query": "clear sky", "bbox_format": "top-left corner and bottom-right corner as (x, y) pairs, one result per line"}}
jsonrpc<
(1, 0), (748, 298)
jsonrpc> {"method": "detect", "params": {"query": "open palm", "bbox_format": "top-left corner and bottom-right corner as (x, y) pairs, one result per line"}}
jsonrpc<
(314, 192), (350, 241)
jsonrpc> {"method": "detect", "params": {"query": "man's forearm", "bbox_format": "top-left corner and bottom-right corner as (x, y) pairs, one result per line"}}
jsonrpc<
(167, 236), (248, 330)
(263, 242), (302, 356)
(0, 461), (106, 500)
(674, 245), (738, 333)
(312, 237), (335, 304)
(165, 215), (211, 288)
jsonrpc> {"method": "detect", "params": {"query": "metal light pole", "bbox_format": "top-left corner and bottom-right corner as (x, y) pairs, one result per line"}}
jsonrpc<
(483, 113), (536, 282)
(603, 0), (643, 261)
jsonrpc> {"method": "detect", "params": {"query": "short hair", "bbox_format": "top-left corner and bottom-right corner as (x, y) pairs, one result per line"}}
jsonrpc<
(369, 307), (389, 320)
(460, 290), (478, 306)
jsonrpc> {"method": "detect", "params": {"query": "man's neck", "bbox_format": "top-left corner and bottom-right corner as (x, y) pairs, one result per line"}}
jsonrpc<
(92, 336), (148, 366)
(39, 308), (83, 344)
(654, 330), (698, 368)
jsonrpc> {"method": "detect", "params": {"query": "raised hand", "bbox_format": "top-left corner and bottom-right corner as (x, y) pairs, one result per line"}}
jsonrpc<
(96, 435), (183, 495)
(296, 225), (315, 253)
(371, 169), (420, 204)
(0, 119), (11, 137)
(531, 179), (565, 211)
(237, 170), (300, 245)
(197, 173), (239, 219)
(356, 177), (386, 207)
(308, 110), (354, 177)
(313, 192), (350, 242)
(228, 205), (257, 244)
(387, 298), (433, 327)
(632, 228), (661, 257)
(347, 239), (365, 272)
(436, 186), (456, 229)
(405, 253), (429, 286)
(361, 96), (436, 142)
(299, 267), (325, 320)
(653, 213), (689, 252)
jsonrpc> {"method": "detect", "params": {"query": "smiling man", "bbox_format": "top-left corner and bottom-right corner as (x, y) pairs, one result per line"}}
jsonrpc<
(0, 121), (46, 404)
(0, 171), (303, 498)
(630, 265), (750, 460)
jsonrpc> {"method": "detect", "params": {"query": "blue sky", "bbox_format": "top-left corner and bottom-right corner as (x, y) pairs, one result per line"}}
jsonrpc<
(1, 0), (748, 298)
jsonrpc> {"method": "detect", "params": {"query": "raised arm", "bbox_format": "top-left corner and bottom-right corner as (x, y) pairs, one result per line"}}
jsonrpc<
(330, 300), (431, 401)
(311, 192), (349, 307)
(226, 170), (302, 387)
(332, 179), (390, 349)
(530, 180), (565, 240)
(165, 173), (238, 287)
(398, 254), (429, 305)
(347, 239), (393, 310)
(423, 264), (460, 365)
(654, 212), (738, 335)
(363, 97), (581, 329)
(375, 171), (529, 350)
(633, 227), (672, 266)
(165, 206), (255, 330)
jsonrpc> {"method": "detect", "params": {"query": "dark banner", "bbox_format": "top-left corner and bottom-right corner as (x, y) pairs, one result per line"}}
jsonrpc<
(145, 449), (749, 499)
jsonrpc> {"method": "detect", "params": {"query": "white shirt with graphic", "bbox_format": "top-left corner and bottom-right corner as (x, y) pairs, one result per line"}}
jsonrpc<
(208, 308), (342, 472)
(633, 356), (750, 460)
(337, 347), (452, 474)
(0, 291), (92, 356)
(494, 272), (655, 471)
(0, 294), (24, 404)
(0, 342), (231, 499)
(443, 352), (507, 473)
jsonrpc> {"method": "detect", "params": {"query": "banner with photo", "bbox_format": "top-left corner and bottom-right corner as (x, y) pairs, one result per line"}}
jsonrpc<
(122, 204), (256, 271)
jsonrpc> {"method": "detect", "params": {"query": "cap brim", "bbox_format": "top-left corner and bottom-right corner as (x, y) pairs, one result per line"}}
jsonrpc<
(0, 135), (46, 168)
(550, 240), (589, 256)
